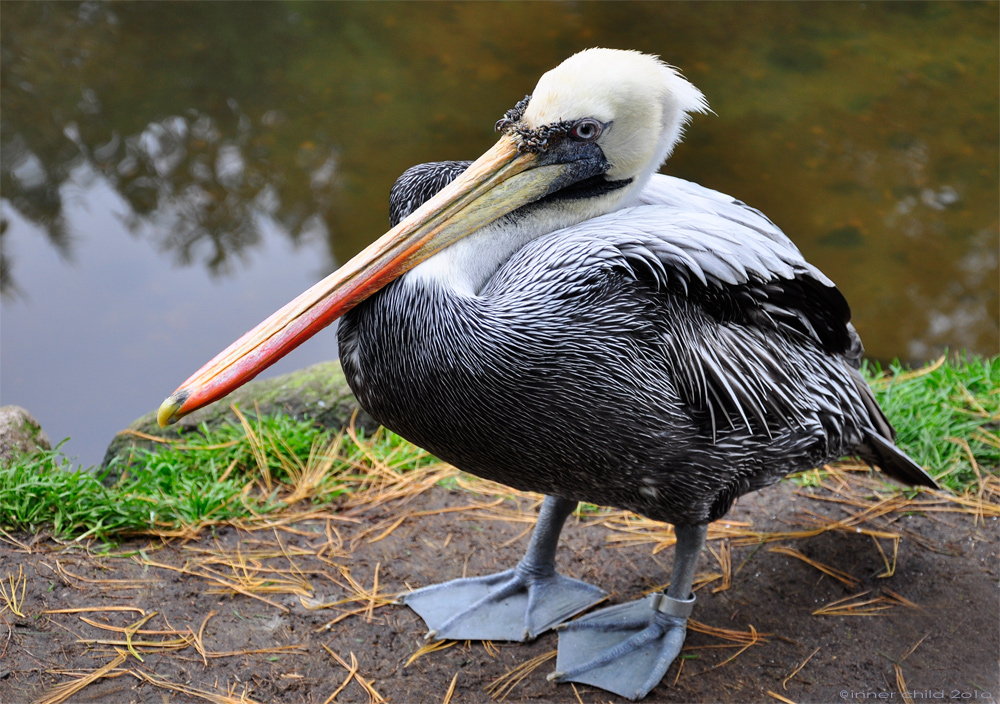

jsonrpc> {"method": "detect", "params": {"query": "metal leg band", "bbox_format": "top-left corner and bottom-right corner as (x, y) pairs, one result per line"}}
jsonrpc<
(648, 592), (695, 619)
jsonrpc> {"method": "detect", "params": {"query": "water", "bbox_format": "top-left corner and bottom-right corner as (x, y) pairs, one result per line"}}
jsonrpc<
(2, 2), (997, 466)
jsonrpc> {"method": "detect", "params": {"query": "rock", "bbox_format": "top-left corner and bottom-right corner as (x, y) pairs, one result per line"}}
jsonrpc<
(102, 361), (377, 468)
(0, 406), (52, 465)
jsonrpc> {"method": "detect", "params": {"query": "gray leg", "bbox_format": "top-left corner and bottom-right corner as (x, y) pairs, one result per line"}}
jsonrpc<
(400, 495), (607, 642)
(548, 522), (708, 700)
(666, 523), (706, 600)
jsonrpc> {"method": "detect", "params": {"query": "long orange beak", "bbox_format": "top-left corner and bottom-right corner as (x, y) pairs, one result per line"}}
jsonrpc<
(157, 134), (566, 426)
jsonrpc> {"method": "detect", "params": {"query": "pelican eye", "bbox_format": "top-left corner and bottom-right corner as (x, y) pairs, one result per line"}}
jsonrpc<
(570, 119), (603, 142)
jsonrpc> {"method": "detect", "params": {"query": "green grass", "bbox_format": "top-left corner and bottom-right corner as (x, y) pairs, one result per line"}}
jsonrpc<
(1, 355), (996, 541)
(863, 354), (999, 492)
(0, 414), (432, 542)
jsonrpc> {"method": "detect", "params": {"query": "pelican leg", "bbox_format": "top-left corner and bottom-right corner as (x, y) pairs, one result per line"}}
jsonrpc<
(399, 495), (607, 642)
(548, 522), (708, 700)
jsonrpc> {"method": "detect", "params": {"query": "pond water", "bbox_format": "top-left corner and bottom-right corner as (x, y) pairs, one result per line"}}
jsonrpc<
(2, 2), (997, 467)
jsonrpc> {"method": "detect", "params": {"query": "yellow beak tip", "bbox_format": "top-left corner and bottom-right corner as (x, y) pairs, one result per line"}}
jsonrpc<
(156, 396), (184, 428)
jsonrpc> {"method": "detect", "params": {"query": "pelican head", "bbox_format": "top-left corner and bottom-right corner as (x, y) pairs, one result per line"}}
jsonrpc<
(157, 48), (709, 426)
(519, 48), (708, 191)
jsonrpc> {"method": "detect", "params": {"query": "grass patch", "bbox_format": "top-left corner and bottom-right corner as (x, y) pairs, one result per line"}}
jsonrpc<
(863, 354), (998, 492)
(0, 413), (435, 542)
(1, 355), (996, 541)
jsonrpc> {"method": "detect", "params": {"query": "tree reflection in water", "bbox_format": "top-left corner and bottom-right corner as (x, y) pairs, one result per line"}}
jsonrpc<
(1, 2), (343, 298)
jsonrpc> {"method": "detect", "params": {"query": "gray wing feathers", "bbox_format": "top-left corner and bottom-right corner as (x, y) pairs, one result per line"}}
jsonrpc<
(564, 207), (827, 293)
(668, 317), (814, 441)
(639, 174), (799, 253)
(390, 161), (473, 227)
(496, 204), (858, 441)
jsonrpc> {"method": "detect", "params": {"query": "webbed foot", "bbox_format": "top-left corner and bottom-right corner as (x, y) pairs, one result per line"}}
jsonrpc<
(400, 495), (606, 642)
(549, 592), (694, 700)
(400, 564), (607, 642)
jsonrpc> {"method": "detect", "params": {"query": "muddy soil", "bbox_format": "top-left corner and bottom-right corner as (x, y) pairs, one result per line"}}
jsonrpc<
(1, 479), (997, 704)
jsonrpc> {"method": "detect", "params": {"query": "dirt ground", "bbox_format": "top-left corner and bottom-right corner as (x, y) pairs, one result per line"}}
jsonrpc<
(1, 472), (997, 704)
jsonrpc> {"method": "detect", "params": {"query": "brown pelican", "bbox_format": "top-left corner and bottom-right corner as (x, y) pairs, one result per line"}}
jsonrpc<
(157, 49), (937, 700)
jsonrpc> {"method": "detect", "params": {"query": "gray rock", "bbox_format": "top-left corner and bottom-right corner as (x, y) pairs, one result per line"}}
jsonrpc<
(0, 406), (52, 465)
(102, 360), (377, 469)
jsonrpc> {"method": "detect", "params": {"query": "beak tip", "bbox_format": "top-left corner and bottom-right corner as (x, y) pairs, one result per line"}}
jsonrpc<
(156, 392), (187, 428)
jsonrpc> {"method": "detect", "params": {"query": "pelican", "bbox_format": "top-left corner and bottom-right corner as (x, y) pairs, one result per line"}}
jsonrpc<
(157, 49), (937, 700)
